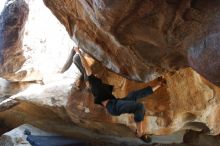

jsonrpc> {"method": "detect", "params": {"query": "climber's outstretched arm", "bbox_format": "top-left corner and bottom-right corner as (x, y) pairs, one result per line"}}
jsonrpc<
(74, 47), (92, 76)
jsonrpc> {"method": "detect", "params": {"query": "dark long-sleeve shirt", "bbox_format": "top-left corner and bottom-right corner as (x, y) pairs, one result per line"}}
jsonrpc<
(88, 75), (116, 105)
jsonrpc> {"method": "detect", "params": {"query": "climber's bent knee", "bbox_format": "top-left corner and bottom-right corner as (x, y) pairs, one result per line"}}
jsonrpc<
(134, 103), (145, 122)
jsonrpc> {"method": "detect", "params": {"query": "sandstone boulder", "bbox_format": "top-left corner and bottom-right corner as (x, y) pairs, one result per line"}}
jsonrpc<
(43, 0), (220, 86)
(0, 0), (220, 145)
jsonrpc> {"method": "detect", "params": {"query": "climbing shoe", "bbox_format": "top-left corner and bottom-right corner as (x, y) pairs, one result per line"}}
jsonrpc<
(140, 134), (152, 143)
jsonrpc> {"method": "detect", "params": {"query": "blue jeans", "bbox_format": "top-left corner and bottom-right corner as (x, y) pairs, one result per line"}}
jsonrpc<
(106, 86), (153, 122)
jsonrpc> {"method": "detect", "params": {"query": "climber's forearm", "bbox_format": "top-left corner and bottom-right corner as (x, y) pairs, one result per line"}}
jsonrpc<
(76, 51), (92, 76)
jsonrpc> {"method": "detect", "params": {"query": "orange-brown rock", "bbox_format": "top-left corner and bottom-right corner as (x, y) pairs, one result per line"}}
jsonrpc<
(1, 65), (220, 145)
(43, 0), (220, 86)
(1, 0), (220, 145)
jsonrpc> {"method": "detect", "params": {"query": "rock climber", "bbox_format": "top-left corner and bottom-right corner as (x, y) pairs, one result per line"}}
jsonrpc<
(74, 47), (166, 143)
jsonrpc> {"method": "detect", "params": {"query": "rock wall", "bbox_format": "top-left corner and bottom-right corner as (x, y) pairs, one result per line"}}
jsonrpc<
(1, 65), (220, 145)
(43, 0), (220, 86)
(0, 0), (220, 145)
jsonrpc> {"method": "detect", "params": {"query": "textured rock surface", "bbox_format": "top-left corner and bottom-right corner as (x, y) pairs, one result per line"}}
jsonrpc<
(0, 103), (147, 146)
(0, 0), (220, 145)
(1, 66), (220, 145)
(0, 0), (74, 81)
(188, 33), (220, 86)
(43, 0), (220, 86)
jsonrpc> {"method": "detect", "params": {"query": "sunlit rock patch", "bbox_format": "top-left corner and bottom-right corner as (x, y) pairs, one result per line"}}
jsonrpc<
(0, 0), (74, 81)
